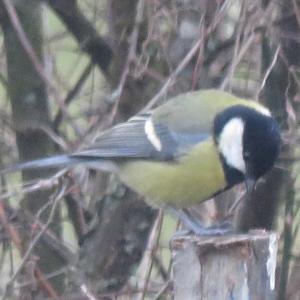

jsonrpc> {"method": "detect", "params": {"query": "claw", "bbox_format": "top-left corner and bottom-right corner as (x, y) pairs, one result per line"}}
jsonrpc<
(166, 205), (234, 236)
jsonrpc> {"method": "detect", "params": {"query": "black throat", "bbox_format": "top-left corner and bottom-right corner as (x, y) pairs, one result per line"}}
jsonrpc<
(219, 154), (245, 188)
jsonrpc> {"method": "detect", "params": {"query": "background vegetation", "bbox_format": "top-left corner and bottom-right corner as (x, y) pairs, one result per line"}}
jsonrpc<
(0, 0), (299, 299)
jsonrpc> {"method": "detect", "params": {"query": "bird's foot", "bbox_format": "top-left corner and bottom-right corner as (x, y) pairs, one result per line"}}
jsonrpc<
(191, 221), (233, 236)
(166, 206), (233, 236)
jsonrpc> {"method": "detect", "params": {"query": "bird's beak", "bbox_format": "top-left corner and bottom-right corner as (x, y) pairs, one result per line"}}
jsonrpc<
(245, 177), (256, 199)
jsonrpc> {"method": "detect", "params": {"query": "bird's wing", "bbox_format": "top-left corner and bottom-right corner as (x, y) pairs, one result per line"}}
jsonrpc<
(72, 90), (244, 161)
(72, 109), (211, 162)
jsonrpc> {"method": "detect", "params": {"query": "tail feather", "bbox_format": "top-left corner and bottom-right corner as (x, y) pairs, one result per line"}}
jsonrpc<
(2, 154), (119, 174)
(2, 155), (86, 174)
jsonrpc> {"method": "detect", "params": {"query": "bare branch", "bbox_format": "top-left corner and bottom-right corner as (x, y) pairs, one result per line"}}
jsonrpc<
(2, 0), (82, 136)
(255, 46), (281, 100)
(143, 0), (232, 111)
(46, 0), (113, 73)
(3, 183), (67, 296)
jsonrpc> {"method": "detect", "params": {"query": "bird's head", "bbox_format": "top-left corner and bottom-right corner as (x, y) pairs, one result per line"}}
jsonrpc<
(214, 105), (281, 194)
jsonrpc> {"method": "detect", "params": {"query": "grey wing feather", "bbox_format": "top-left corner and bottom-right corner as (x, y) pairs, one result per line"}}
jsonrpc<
(71, 112), (210, 161)
(72, 113), (161, 159)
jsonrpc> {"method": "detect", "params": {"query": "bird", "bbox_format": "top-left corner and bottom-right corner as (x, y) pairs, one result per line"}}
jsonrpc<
(2, 89), (281, 234)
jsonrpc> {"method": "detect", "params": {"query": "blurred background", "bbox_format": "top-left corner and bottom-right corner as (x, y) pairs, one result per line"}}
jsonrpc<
(0, 0), (299, 299)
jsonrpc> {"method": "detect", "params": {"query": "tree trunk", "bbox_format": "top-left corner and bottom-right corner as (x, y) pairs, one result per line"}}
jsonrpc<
(171, 231), (278, 300)
(0, 0), (65, 295)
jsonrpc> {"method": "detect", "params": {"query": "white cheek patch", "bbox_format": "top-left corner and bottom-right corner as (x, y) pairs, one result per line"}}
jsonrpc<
(218, 118), (246, 173)
(145, 118), (162, 151)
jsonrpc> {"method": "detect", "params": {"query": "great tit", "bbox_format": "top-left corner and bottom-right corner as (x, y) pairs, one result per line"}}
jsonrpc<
(3, 90), (281, 233)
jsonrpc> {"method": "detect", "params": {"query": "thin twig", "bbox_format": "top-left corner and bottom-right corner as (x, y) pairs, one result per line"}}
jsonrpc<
(142, 39), (203, 111)
(138, 210), (163, 300)
(40, 125), (69, 151)
(255, 46), (281, 100)
(191, 16), (205, 90)
(292, 0), (300, 29)
(108, 0), (145, 123)
(143, 0), (232, 111)
(0, 202), (61, 299)
(0, 202), (22, 251)
(2, 183), (67, 298)
(153, 280), (171, 300)
(34, 268), (60, 299)
(17, 266), (68, 289)
(220, 32), (257, 90)
(0, 169), (67, 200)
(2, 0), (82, 137)
(221, 0), (247, 91)
(80, 284), (98, 300)
(54, 62), (94, 131)
(228, 190), (246, 215)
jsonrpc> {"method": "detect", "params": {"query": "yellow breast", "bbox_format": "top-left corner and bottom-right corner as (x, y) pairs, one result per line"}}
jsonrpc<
(119, 139), (226, 208)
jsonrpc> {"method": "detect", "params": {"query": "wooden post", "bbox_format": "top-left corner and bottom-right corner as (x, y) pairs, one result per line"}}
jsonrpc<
(171, 230), (278, 300)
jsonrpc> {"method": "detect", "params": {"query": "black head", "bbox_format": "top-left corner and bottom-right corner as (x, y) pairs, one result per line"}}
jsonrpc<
(214, 105), (281, 187)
